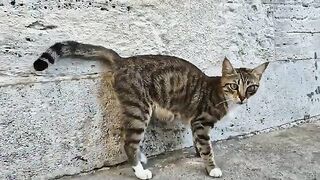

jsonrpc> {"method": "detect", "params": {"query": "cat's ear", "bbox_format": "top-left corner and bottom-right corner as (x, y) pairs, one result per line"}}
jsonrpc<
(222, 57), (236, 75)
(252, 62), (269, 80)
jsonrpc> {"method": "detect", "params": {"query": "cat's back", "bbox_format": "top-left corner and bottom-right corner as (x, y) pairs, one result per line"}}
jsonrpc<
(117, 55), (204, 76)
(114, 55), (208, 115)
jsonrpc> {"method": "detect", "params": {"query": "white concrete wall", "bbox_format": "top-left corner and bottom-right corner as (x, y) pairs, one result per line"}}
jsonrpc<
(1, 0), (320, 179)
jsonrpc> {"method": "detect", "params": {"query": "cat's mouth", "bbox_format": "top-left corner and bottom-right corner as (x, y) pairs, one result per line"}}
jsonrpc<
(236, 100), (248, 105)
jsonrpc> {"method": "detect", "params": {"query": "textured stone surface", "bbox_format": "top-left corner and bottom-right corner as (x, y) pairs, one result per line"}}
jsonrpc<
(272, 0), (320, 60)
(0, 0), (320, 179)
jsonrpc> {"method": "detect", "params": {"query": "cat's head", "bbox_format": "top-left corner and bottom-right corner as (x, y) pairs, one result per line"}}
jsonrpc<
(221, 57), (269, 105)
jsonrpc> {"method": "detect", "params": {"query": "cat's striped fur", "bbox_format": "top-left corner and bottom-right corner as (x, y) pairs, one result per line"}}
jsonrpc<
(34, 41), (269, 179)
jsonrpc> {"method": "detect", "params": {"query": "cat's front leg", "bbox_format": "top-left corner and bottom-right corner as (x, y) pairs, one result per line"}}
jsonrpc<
(191, 119), (222, 178)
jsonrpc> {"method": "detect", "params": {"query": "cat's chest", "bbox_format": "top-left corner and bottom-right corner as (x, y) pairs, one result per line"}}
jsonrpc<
(224, 103), (241, 120)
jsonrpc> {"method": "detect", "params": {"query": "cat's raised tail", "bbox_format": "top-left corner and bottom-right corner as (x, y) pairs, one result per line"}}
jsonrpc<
(33, 41), (120, 71)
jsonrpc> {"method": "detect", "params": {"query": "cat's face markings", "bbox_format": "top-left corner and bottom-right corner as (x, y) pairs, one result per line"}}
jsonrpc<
(221, 57), (268, 105)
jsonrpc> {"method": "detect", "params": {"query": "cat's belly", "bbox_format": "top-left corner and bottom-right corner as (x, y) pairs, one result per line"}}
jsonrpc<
(152, 103), (193, 123)
(153, 104), (176, 121)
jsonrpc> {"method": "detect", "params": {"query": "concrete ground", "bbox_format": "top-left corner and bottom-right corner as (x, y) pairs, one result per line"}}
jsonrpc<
(64, 121), (320, 180)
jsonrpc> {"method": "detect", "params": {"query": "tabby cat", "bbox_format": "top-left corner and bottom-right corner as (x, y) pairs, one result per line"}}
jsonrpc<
(33, 41), (268, 179)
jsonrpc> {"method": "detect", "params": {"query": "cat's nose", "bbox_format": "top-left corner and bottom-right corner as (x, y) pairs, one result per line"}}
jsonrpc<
(239, 96), (246, 103)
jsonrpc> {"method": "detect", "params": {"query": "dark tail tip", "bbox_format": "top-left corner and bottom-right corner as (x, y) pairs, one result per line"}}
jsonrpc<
(33, 59), (48, 71)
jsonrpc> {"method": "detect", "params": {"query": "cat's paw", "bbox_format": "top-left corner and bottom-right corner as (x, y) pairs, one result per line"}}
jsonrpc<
(209, 167), (222, 178)
(134, 169), (152, 180)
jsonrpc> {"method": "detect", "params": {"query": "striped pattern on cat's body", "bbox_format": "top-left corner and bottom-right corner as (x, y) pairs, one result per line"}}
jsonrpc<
(34, 41), (268, 180)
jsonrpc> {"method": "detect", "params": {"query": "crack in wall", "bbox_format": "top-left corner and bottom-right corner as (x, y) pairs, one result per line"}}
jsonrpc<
(0, 73), (101, 87)
(287, 31), (320, 34)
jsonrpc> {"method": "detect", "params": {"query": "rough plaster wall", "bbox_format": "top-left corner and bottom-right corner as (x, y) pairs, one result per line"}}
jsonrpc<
(0, 0), (320, 179)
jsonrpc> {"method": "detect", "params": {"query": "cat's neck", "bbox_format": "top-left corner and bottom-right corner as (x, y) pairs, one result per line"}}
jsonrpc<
(206, 76), (228, 109)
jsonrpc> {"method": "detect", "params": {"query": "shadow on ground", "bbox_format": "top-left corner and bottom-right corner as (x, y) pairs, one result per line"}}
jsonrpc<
(64, 121), (320, 180)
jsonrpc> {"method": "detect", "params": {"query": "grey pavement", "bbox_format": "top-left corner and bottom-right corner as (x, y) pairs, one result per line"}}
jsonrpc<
(63, 121), (320, 180)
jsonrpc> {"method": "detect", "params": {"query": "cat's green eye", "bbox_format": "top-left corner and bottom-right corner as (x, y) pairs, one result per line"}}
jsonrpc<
(228, 83), (238, 90)
(247, 85), (259, 93)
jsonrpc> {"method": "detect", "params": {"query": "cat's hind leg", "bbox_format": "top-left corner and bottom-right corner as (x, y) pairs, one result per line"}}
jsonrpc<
(121, 99), (153, 179)
(116, 72), (153, 179)
(123, 108), (152, 179)
(140, 152), (148, 164)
